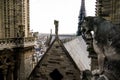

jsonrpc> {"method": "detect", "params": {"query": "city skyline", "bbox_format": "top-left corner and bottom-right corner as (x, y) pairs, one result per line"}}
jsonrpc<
(30, 0), (96, 34)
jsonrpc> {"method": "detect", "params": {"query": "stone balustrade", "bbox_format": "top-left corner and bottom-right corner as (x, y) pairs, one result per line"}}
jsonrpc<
(0, 37), (35, 50)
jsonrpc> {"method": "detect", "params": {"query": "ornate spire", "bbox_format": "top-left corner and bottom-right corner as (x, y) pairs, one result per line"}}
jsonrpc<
(77, 0), (86, 36)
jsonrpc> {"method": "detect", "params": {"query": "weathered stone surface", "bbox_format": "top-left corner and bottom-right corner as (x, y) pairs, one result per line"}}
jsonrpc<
(28, 38), (81, 80)
(81, 16), (120, 80)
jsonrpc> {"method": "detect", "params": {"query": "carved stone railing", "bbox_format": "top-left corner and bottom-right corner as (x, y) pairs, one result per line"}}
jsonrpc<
(0, 37), (35, 50)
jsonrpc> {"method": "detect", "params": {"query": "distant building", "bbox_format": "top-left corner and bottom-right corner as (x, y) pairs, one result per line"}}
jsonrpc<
(0, 0), (30, 38)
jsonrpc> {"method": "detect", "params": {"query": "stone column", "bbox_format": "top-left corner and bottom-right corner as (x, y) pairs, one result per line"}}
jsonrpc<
(2, 68), (7, 80)
(19, 52), (25, 80)
(10, 66), (14, 80)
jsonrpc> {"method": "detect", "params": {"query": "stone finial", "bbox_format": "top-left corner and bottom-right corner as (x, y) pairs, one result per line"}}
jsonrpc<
(54, 20), (59, 37)
(50, 29), (52, 34)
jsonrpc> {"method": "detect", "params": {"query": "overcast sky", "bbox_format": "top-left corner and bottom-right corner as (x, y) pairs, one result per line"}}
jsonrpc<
(30, 0), (96, 34)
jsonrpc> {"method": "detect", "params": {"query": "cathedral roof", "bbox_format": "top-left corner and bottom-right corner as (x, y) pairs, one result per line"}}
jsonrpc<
(64, 36), (91, 70)
(28, 20), (81, 80)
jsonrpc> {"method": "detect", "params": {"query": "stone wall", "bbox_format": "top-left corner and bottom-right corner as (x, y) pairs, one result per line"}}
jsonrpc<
(24, 48), (35, 79)
(29, 39), (81, 80)
(19, 47), (35, 80)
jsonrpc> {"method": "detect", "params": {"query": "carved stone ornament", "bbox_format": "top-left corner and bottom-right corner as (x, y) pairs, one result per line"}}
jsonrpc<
(81, 16), (120, 80)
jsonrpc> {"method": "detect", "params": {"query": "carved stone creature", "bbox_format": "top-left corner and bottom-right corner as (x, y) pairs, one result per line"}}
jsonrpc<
(81, 16), (120, 80)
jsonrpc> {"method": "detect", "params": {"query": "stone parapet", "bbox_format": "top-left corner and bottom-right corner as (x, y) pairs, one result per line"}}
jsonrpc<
(0, 37), (35, 50)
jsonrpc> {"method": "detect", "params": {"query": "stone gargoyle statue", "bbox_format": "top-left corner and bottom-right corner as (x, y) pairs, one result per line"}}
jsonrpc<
(81, 16), (120, 80)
